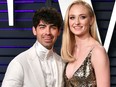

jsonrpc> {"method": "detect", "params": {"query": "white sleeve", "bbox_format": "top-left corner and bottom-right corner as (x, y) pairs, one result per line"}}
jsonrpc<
(1, 59), (24, 87)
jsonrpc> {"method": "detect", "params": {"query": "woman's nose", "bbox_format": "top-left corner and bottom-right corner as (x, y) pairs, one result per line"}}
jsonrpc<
(75, 18), (80, 24)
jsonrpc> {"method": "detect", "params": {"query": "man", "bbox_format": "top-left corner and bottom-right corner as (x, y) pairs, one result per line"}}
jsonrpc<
(2, 7), (65, 87)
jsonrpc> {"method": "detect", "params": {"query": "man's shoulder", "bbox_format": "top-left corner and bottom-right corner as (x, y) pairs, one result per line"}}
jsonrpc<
(53, 52), (61, 58)
(14, 44), (35, 61)
(53, 52), (65, 62)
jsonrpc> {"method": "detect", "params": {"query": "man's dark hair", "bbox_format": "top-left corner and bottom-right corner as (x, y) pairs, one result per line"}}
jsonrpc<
(33, 7), (63, 29)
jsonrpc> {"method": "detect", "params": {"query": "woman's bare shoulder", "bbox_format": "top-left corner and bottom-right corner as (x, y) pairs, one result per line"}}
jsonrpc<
(92, 44), (106, 55)
(91, 43), (109, 66)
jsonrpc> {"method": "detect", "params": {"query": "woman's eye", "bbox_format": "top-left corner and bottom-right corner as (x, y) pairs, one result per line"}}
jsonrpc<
(80, 16), (86, 19)
(69, 16), (75, 20)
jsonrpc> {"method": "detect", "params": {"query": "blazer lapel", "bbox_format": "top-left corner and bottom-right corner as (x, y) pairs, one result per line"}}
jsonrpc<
(27, 44), (46, 87)
(53, 55), (65, 87)
(53, 57), (58, 87)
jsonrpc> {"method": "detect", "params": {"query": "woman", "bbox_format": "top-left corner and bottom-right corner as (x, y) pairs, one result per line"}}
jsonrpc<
(61, 0), (110, 87)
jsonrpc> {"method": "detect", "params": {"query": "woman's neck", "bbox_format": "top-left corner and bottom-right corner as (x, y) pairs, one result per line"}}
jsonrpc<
(75, 35), (92, 49)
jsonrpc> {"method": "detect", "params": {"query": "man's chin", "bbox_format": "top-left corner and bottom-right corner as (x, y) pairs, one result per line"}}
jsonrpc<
(44, 43), (53, 49)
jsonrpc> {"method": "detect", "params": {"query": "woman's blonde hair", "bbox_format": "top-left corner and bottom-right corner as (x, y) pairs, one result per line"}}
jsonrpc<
(61, 0), (100, 62)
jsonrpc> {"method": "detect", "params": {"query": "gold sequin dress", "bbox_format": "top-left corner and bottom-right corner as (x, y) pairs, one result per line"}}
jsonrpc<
(64, 50), (97, 87)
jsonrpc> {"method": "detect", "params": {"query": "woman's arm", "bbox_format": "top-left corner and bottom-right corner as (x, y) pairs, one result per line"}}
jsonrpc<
(92, 45), (110, 87)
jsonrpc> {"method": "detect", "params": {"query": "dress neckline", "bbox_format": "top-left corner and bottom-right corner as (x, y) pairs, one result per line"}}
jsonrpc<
(65, 48), (94, 80)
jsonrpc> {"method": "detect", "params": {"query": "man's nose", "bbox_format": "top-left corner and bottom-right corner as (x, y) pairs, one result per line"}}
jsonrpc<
(46, 27), (51, 34)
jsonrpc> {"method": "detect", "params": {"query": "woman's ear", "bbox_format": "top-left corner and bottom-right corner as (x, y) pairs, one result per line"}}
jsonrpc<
(32, 26), (37, 36)
(90, 17), (94, 25)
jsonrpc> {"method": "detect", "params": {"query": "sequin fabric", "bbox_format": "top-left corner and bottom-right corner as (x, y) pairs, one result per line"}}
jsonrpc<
(64, 50), (96, 87)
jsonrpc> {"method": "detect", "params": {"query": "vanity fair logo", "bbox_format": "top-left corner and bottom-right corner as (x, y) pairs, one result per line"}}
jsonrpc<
(7, 0), (116, 52)
(7, 0), (14, 26)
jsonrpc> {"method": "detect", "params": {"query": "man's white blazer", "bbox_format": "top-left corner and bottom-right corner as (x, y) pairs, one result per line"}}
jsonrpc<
(2, 43), (65, 87)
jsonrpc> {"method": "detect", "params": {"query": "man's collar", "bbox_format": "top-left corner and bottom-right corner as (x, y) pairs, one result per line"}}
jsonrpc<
(35, 41), (53, 60)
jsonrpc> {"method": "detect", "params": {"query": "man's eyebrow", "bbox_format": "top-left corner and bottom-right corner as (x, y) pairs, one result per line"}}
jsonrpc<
(50, 24), (57, 27)
(38, 24), (46, 26)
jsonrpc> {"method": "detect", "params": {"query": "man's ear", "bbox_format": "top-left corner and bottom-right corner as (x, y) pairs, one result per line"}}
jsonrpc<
(58, 30), (61, 36)
(32, 26), (36, 36)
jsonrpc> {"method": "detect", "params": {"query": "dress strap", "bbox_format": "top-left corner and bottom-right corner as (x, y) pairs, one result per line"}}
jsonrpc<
(90, 47), (95, 53)
(88, 47), (95, 58)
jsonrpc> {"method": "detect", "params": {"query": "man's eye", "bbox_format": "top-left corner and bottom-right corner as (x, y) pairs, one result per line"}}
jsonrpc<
(39, 26), (45, 29)
(51, 26), (57, 29)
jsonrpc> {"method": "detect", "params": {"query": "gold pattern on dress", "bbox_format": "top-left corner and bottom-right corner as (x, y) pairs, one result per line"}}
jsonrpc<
(64, 50), (97, 87)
